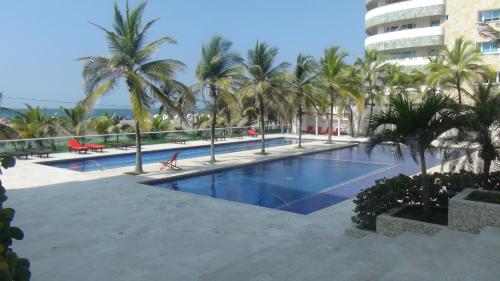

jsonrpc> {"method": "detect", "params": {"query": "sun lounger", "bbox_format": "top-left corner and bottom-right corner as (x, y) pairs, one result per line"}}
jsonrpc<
(247, 129), (258, 137)
(68, 139), (90, 153)
(27, 149), (52, 158)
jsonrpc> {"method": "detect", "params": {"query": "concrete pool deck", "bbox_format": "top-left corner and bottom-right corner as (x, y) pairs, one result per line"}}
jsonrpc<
(3, 134), (499, 280)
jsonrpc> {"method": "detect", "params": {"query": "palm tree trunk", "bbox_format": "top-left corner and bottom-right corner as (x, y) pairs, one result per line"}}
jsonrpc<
(258, 94), (266, 154)
(347, 105), (354, 136)
(328, 101), (334, 143)
(210, 85), (217, 162)
(226, 110), (232, 138)
(367, 86), (375, 136)
(419, 149), (430, 215)
(298, 104), (303, 148)
(456, 79), (462, 105)
(134, 120), (143, 173)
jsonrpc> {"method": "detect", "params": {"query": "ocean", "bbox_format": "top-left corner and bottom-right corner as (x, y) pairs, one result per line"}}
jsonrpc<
(1, 108), (135, 119)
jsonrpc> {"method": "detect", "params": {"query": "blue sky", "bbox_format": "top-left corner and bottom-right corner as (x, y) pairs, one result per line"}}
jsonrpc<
(0, 0), (365, 109)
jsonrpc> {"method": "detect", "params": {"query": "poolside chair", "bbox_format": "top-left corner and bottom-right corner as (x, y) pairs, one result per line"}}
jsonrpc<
(111, 142), (134, 150)
(318, 127), (328, 135)
(247, 129), (258, 137)
(69, 138), (106, 152)
(304, 126), (314, 134)
(27, 148), (52, 158)
(160, 152), (180, 170)
(67, 139), (90, 154)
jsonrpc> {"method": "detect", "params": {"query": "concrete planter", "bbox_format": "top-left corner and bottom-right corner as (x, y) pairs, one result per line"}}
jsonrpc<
(449, 188), (500, 234)
(376, 207), (446, 237)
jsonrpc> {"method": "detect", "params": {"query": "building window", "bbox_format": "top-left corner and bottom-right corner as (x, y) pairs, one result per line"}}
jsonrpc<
(479, 10), (500, 22)
(385, 23), (416, 33)
(391, 51), (416, 59)
(430, 19), (441, 27)
(479, 42), (500, 54)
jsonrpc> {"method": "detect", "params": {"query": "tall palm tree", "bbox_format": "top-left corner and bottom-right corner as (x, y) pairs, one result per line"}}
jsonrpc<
(478, 22), (500, 47)
(79, 1), (185, 173)
(195, 35), (242, 162)
(158, 79), (193, 130)
(355, 49), (384, 136)
(240, 41), (289, 154)
(317, 46), (363, 142)
(288, 54), (317, 148)
(367, 93), (461, 214)
(444, 83), (500, 174)
(427, 37), (494, 104)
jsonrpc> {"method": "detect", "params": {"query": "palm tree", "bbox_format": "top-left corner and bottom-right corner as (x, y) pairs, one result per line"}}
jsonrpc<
(79, 1), (185, 173)
(288, 54), (317, 148)
(240, 41), (289, 154)
(195, 35), (242, 162)
(427, 37), (494, 104)
(355, 49), (384, 136)
(367, 93), (461, 214)
(478, 22), (500, 47)
(59, 105), (89, 136)
(317, 46), (363, 142)
(11, 105), (61, 149)
(444, 83), (500, 174)
(158, 80), (193, 130)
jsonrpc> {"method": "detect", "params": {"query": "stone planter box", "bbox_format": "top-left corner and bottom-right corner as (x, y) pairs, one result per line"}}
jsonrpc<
(376, 208), (446, 237)
(449, 188), (500, 234)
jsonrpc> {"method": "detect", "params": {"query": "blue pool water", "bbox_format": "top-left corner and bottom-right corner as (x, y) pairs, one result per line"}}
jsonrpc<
(41, 138), (305, 172)
(146, 144), (444, 214)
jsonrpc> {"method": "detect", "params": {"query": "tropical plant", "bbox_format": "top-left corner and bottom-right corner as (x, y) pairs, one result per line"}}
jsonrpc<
(478, 22), (500, 47)
(92, 113), (127, 143)
(0, 156), (31, 281)
(149, 114), (172, 139)
(158, 80), (193, 130)
(195, 35), (242, 162)
(240, 41), (289, 154)
(59, 106), (89, 136)
(317, 46), (363, 141)
(355, 49), (384, 136)
(288, 54), (317, 148)
(443, 83), (500, 174)
(11, 105), (58, 139)
(427, 37), (494, 104)
(366, 92), (461, 214)
(79, 1), (186, 173)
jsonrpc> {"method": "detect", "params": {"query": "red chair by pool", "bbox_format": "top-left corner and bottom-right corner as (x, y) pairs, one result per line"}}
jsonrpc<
(68, 139), (106, 153)
(247, 129), (258, 137)
(67, 139), (90, 154)
(160, 152), (180, 170)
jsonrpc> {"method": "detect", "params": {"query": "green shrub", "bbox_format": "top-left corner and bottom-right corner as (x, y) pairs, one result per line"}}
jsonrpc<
(352, 171), (500, 230)
(0, 157), (31, 281)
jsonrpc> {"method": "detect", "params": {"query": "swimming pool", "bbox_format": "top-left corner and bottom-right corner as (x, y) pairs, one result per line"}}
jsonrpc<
(41, 138), (306, 172)
(145, 144), (444, 214)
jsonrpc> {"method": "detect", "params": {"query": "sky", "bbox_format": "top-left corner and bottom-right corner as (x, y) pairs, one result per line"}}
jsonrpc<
(0, 0), (365, 109)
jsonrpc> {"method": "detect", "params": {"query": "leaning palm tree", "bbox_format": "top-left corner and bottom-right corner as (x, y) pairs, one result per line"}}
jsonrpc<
(444, 83), (500, 174)
(427, 37), (494, 104)
(240, 41), (289, 154)
(367, 93), (461, 214)
(79, 1), (186, 173)
(288, 54), (318, 148)
(195, 35), (242, 162)
(355, 49), (384, 136)
(318, 46), (364, 142)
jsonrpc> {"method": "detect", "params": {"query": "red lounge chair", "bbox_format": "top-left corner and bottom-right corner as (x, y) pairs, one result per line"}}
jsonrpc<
(305, 126), (314, 134)
(67, 139), (90, 154)
(318, 127), (328, 135)
(247, 129), (258, 137)
(160, 152), (180, 170)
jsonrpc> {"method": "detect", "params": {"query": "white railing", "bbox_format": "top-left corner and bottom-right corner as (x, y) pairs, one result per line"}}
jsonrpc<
(366, 0), (445, 21)
(365, 26), (444, 47)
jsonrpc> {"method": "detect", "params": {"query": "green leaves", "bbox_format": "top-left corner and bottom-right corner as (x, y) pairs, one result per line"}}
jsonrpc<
(0, 157), (15, 170)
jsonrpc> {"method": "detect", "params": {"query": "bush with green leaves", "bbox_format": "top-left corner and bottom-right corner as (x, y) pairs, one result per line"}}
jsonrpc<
(0, 156), (30, 281)
(352, 171), (500, 230)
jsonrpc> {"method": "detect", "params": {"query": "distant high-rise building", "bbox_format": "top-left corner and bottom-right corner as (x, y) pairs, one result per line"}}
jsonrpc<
(365, 0), (500, 73)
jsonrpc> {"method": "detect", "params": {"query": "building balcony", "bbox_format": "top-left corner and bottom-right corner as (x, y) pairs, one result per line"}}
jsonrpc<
(365, 0), (445, 30)
(365, 26), (444, 51)
(384, 56), (434, 67)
